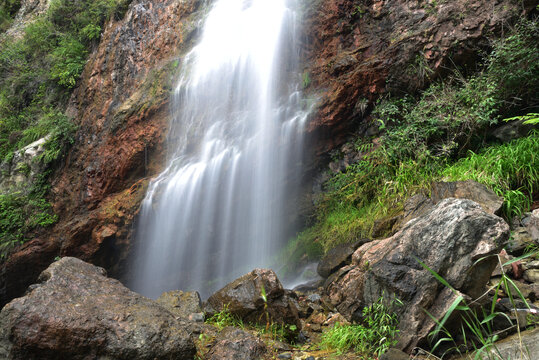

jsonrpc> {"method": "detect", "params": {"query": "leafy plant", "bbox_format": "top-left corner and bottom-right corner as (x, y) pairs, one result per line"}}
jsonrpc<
(205, 304), (244, 330)
(321, 296), (401, 358)
(503, 113), (539, 126)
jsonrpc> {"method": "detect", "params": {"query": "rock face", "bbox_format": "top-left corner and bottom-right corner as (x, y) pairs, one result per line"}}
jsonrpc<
(205, 327), (267, 360)
(317, 240), (367, 278)
(206, 269), (301, 332)
(157, 290), (202, 320)
(303, 0), (535, 152)
(0, 136), (49, 194)
(325, 198), (509, 352)
(0, 257), (196, 359)
(431, 180), (504, 215)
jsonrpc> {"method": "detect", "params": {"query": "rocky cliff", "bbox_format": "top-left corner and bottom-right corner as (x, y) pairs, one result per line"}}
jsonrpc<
(0, 0), (535, 307)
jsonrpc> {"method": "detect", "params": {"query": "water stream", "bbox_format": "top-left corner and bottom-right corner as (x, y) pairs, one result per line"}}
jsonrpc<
(131, 0), (307, 298)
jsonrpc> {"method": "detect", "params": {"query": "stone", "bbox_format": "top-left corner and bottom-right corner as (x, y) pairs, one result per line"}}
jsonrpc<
(507, 227), (535, 255)
(325, 198), (509, 352)
(157, 290), (202, 319)
(380, 348), (410, 360)
(205, 327), (266, 360)
(205, 269), (301, 332)
(189, 313), (205, 322)
(431, 180), (504, 215)
(524, 269), (539, 283)
(317, 240), (368, 278)
(491, 118), (539, 143)
(277, 352), (292, 359)
(454, 326), (539, 360)
(0, 257), (196, 359)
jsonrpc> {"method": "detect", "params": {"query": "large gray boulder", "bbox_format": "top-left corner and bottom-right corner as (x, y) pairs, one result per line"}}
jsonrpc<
(325, 198), (509, 353)
(0, 257), (196, 360)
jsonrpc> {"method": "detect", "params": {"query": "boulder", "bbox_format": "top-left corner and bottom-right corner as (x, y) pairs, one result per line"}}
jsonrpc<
(205, 269), (301, 332)
(317, 240), (368, 278)
(325, 198), (509, 353)
(205, 327), (267, 360)
(0, 257), (196, 360)
(157, 290), (202, 320)
(431, 180), (504, 215)
(491, 118), (539, 143)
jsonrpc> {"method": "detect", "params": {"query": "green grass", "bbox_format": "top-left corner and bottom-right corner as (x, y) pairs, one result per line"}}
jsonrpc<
(320, 296), (401, 358)
(442, 133), (539, 218)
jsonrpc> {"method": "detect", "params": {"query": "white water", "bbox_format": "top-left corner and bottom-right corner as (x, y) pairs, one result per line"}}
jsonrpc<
(131, 0), (308, 298)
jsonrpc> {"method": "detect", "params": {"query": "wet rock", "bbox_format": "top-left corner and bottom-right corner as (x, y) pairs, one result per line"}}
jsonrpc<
(205, 269), (301, 331)
(325, 198), (509, 352)
(205, 327), (266, 360)
(431, 180), (504, 215)
(317, 240), (368, 278)
(0, 257), (196, 360)
(157, 290), (202, 320)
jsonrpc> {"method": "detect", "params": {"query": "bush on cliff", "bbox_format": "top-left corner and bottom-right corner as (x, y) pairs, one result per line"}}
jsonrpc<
(294, 18), (539, 254)
(0, 0), (131, 258)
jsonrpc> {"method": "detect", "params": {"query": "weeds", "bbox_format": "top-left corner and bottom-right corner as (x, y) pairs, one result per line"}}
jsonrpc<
(320, 296), (401, 358)
(205, 304), (244, 330)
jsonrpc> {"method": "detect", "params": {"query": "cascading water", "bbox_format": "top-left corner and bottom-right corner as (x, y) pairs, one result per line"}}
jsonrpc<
(131, 0), (308, 298)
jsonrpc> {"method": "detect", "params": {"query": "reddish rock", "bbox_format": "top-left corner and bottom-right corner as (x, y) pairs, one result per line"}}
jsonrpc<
(303, 0), (534, 153)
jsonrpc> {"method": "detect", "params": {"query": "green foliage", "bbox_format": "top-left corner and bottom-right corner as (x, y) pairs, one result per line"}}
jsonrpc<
(206, 305), (244, 330)
(321, 296), (401, 358)
(503, 112), (539, 126)
(0, 0), (20, 32)
(486, 19), (539, 114)
(0, 0), (131, 159)
(0, 172), (57, 258)
(442, 132), (539, 218)
(49, 35), (87, 88)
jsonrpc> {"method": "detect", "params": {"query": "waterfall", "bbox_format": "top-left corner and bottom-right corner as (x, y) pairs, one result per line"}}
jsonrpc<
(131, 0), (307, 298)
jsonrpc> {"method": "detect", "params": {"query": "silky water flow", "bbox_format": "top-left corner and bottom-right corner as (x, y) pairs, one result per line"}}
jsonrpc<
(131, 0), (309, 298)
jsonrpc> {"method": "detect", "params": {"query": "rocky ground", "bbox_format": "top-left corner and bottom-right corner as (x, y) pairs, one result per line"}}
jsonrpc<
(1, 183), (537, 359)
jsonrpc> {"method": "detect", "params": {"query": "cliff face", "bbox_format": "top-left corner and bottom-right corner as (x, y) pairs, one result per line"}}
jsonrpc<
(303, 0), (535, 152)
(0, 0), (534, 306)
